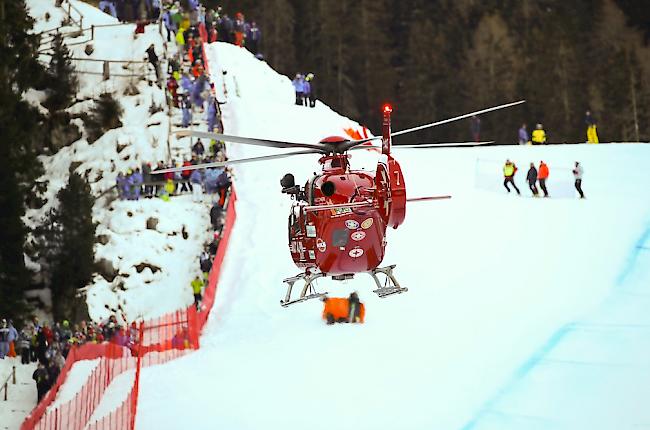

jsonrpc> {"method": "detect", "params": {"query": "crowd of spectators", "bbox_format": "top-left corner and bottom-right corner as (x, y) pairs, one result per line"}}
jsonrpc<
(98, 0), (161, 22)
(99, 0), (162, 22)
(2, 316), (137, 401)
(115, 146), (232, 203)
(161, 3), (262, 56)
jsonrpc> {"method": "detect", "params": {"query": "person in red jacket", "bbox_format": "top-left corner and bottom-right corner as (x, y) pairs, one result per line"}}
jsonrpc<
(538, 161), (549, 197)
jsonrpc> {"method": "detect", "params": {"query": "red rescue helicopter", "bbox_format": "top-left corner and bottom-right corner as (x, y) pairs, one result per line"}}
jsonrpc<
(157, 100), (524, 306)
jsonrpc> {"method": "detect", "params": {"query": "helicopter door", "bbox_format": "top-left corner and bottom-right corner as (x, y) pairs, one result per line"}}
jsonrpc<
(386, 155), (406, 228)
(375, 160), (392, 225)
(288, 203), (317, 265)
(375, 155), (406, 229)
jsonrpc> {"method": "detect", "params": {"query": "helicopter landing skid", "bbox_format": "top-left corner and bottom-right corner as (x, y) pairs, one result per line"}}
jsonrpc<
(281, 272), (328, 307)
(370, 265), (408, 298)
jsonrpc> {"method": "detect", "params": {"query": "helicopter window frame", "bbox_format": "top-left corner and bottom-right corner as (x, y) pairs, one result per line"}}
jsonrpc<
(308, 175), (321, 205)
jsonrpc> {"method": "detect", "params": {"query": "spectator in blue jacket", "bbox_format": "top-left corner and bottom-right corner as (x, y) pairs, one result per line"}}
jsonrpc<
(180, 72), (193, 93)
(192, 74), (208, 110)
(247, 22), (261, 55)
(303, 79), (311, 108)
(518, 123), (529, 145)
(132, 168), (143, 200)
(116, 172), (127, 200)
(204, 168), (220, 193)
(99, 0), (117, 18)
(190, 169), (204, 202)
(292, 73), (305, 105)
(0, 319), (9, 358)
(180, 94), (192, 128)
(207, 98), (218, 132)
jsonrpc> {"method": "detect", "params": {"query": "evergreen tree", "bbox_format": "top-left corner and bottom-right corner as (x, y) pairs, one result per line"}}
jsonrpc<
(0, 0), (48, 323)
(95, 1), (650, 142)
(43, 170), (97, 321)
(43, 34), (78, 113)
(83, 92), (124, 143)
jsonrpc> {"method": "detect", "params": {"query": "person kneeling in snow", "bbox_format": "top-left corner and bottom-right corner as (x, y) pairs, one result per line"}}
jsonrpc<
(322, 292), (365, 325)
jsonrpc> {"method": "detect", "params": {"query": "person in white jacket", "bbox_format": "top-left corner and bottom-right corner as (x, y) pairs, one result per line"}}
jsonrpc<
(573, 162), (585, 199)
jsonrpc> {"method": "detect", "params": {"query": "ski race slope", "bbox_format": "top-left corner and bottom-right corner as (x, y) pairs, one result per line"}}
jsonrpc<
(127, 43), (650, 430)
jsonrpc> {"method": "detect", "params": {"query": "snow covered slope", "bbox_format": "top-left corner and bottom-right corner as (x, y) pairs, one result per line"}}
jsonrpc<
(25, 0), (213, 323)
(131, 43), (650, 429)
(0, 358), (36, 430)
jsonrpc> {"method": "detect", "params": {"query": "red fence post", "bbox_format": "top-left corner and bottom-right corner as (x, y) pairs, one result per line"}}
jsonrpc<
(130, 321), (144, 430)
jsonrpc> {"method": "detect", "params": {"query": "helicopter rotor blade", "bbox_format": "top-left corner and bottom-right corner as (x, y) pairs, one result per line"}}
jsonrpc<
(394, 141), (495, 148)
(390, 100), (526, 138)
(175, 130), (330, 152)
(349, 141), (494, 151)
(407, 195), (452, 202)
(339, 100), (525, 151)
(152, 149), (321, 174)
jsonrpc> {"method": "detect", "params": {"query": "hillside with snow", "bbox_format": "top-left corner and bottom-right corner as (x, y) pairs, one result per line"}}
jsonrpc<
(23, 0), (214, 324)
(128, 42), (650, 429)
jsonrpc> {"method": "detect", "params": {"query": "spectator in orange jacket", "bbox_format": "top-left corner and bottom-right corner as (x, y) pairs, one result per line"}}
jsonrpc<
(322, 293), (365, 324)
(538, 161), (549, 197)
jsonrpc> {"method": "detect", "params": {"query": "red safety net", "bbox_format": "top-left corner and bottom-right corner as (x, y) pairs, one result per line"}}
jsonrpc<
(22, 190), (237, 430)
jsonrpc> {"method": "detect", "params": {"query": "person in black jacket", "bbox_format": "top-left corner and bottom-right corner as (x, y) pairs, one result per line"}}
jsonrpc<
(145, 44), (160, 82)
(526, 163), (538, 197)
(210, 202), (224, 230)
(32, 362), (50, 401)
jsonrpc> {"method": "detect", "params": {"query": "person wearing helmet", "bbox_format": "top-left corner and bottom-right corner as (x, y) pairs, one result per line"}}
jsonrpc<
(531, 123), (546, 145)
(502, 159), (521, 195)
(305, 73), (317, 107)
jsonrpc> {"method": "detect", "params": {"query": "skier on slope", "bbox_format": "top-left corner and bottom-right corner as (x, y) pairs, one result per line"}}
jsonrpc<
(502, 159), (521, 195)
(573, 161), (585, 199)
(526, 162), (539, 197)
(538, 160), (550, 198)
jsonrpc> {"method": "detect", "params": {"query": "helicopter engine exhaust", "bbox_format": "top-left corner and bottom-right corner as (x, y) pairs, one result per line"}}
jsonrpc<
(320, 181), (336, 197)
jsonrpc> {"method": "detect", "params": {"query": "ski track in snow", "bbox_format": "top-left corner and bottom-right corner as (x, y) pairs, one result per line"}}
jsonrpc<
(129, 42), (650, 430)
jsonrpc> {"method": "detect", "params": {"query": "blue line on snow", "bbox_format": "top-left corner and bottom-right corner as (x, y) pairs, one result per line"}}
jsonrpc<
(616, 225), (650, 286)
(460, 325), (571, 430)
(461, 221), (650, 430)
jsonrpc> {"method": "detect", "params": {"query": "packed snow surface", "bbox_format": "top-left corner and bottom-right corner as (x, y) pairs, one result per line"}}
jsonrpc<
(129, 43), (650, 429)
(0, 358), (36, 430)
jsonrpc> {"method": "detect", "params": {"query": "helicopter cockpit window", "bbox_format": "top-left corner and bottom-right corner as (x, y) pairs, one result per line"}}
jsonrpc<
(332, 229), (349, 247)
(289, 205), (302, 235)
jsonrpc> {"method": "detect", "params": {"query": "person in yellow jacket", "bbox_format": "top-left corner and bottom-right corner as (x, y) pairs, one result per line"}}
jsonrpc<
(585, 110), (599, 144)
(531, 123), (546, 145)
(502, 159), (521, 195)
(191, 276), (204, 311)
